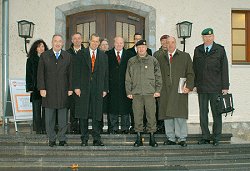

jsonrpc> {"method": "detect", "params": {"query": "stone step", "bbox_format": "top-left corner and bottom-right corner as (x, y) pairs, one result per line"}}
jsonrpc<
(0, 133), (246, 170)
(0, 144), (250, 170)
(0, 133), (233, 146)
(0, 144), (249, 156)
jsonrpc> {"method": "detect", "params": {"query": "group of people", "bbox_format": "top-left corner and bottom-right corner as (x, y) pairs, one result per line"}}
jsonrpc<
(25, 27), (229, 148)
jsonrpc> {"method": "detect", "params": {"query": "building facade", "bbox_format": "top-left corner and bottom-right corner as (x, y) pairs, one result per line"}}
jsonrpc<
(0, 0), (250, 139)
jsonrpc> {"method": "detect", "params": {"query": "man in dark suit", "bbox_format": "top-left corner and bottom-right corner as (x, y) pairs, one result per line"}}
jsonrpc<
(67, 32), (85, 134)
(73, 33), (109, 146)
(37, 34), (73, 147)
(127, 33), (152, 133)
(106, 36), (132, 134)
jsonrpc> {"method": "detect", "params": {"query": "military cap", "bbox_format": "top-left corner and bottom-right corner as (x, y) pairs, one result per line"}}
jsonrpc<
(160, 35), (169, 41)
(136, 39), (147, 46)
(201, 28), (214, 35)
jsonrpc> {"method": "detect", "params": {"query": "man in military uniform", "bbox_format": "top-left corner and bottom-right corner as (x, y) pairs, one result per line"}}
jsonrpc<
(127, 33), (153, 133)
(126, 40), (162, 147)
(193, 28), (229, 146)
(153, 34), (169, 133)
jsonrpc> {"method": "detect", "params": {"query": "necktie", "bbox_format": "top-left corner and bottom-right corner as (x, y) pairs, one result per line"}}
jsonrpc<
(56, 52), (59, 59)
(205, 47), (209, 54)
(91, 51), (96, 72)
(117, 51), (121, 64)
(169, 53), (173, 64)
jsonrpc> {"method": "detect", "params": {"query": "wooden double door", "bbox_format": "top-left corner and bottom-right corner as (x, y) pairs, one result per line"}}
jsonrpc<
(66, 10), (145, 49)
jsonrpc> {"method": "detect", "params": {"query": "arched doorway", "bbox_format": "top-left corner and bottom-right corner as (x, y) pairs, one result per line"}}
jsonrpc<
(66, 10), (145, 49)
(55, 0), (156, 51)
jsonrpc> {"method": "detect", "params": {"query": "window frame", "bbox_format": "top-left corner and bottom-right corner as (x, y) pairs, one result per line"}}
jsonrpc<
(232, 10), (250, 64)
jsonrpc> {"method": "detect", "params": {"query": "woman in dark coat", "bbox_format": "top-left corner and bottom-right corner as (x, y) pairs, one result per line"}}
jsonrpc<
(26, 39), (48, 134)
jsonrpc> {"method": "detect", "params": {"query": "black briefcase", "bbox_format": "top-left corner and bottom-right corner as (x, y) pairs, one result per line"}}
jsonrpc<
(217, 93), (235, 116)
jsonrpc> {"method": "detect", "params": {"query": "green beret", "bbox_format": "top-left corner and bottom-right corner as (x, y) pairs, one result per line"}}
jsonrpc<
(136, 39), (147, 46)
(201, 28), (214, 35)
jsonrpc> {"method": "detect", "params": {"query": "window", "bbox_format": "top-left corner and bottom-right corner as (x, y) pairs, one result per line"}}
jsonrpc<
(232, 11), (250, 64)
(116, 22), (135, 49)
(77, 22), (96, 47)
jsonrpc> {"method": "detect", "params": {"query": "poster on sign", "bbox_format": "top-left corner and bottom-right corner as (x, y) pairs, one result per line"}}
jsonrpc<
(9, 79), (32, 131)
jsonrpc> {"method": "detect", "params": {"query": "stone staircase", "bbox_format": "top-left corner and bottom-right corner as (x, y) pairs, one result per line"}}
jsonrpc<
(0, 132), (250, 170)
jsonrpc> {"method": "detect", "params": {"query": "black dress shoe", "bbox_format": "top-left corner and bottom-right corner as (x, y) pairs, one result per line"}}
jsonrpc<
(59, 141), (68, 146)
(134, 140), (143, 147)
(49, 141), (56, 147)
(198, 139), (210, 144)
(178, 141), (187, 147)
(213, 140), (219, 146)
(129, 127), (135, 134)
(110, 130), (118, 134)
(121, 130), (129, 134)
(81, 140), (88, 146)
(93, 140), (104, 146)
(163, 140), (176, 145)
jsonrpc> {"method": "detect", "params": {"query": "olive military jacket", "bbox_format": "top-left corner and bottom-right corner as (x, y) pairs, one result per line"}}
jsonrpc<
(125, 54), (162, 96)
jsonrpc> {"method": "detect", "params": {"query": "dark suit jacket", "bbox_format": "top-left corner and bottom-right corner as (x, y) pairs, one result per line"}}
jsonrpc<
(106, 48), (132, 115)
(73, 48), (109, 120)
(193, 42), (229, 93)
(37, 49), (72, 109)
(127, 45), (152, 57)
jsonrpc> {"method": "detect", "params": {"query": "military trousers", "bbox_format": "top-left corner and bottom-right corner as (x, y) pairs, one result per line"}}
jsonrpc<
(132, 95), (157, 133)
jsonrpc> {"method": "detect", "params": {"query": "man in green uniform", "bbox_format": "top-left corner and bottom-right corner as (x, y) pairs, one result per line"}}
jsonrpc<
(193, 28), (229, 146)
(126, 40), (162, 147)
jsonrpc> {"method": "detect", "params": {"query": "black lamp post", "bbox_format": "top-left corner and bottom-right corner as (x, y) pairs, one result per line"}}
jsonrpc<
(176, 21), (192, 52)
(17, 20), (35, 55)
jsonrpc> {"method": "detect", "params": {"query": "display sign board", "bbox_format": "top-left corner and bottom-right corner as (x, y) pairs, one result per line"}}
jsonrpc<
(9, 79), (32, 131)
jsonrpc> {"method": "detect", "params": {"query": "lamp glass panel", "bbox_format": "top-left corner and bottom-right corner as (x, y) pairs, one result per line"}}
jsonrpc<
(29, 24), (34, 37)
(22, 24), (31, 37)
(180, 24), (189, 37)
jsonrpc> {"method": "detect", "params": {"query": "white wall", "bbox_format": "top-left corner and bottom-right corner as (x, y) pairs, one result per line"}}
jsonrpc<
(0, 0), (2, 116)
(1, 0), (250, 123)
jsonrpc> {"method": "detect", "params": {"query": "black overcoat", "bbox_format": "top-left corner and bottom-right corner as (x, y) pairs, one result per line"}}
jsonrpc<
(26, 54), (42, 102)
(106, 48), (132, 115)
(37, 49), (72, 109)
(73, 48), (109, 121)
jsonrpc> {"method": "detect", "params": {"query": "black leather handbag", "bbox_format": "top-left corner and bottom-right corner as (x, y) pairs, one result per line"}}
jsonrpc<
(217, 93), (235, 116)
